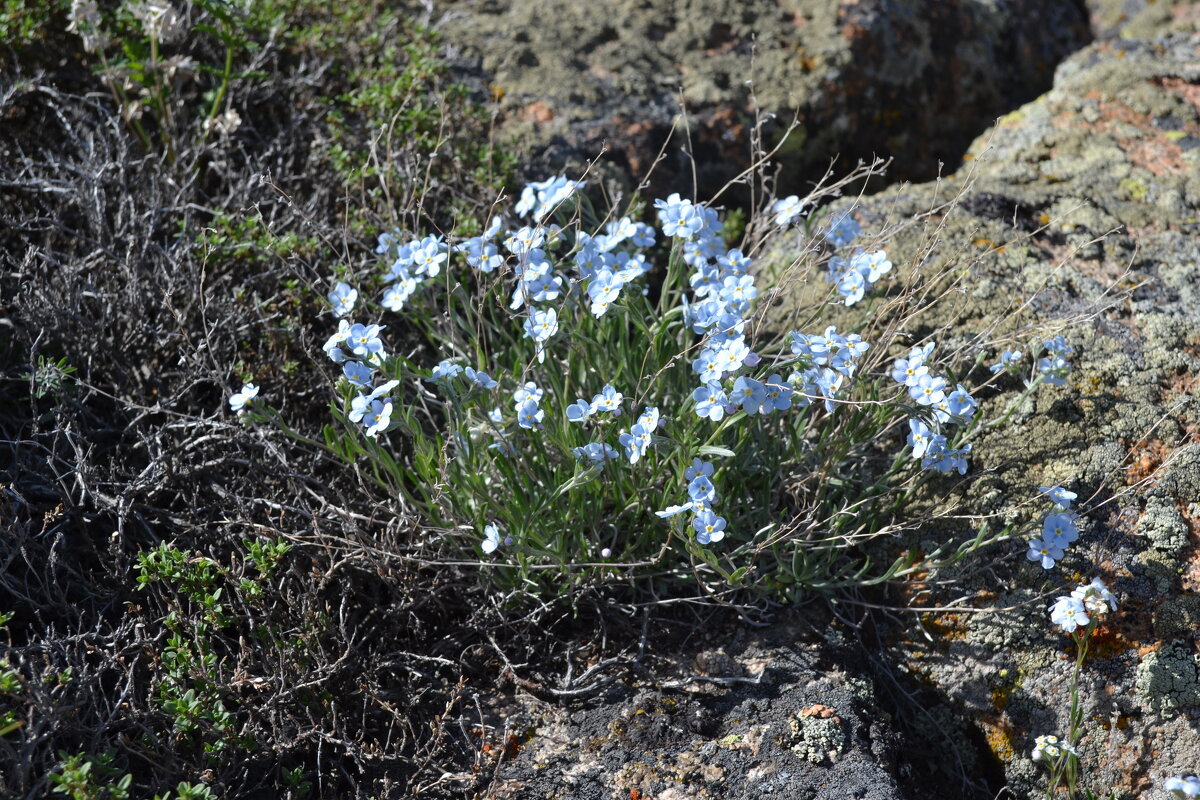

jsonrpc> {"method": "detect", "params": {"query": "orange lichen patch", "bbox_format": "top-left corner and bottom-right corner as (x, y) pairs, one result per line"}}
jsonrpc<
(1094, 712), (1133, 731)
(799, 704), (839, 720)
(1123, 135), (1188, 176)
(921, 612), (968, 642)
(1086, 621), (1141, 660)
(1070, 90), (1197, 175)
(1162, 372), (1200, 397)
(1125, 438), (1172, 486)
(1154, 76), (1200, 117)
(517, 101), (555, 123)
(479, 733), (524, 761)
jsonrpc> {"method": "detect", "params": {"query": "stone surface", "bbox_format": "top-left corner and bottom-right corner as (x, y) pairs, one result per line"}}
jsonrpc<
(438, 0), (1091, 198)
(486, 615), (941, 800)
(455, 9), (1200, 800)
(757, 26), (1200, 799)
(1086, 0), (1200, 40)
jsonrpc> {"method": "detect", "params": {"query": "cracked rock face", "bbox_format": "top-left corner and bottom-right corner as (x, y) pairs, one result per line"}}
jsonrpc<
(758, 22), (1200, 799)
(450, 7), (1200, 800)
(439, 0), (1091, 198)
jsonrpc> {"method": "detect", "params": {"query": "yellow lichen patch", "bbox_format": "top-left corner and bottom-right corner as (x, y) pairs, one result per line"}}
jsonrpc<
(998, 108), (1026, 127)
(1118, 177), (1149, 201)
(981, 717), (1017, 761)
(1094, 713), (1133, 731)
(1077, 374), (1105, 397)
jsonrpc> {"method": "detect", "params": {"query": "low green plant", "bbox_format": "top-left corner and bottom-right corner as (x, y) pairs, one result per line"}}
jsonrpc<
(49, 751), (133, 800)
(135, 544), (236, 752)
(25, 354), (76, 401)
(153, 782), (218, 800)
(238, 536), (290, 600)
(0, 0), (65, 47)
(64, 0), (251, 160)
(240, 159), (1092, 607)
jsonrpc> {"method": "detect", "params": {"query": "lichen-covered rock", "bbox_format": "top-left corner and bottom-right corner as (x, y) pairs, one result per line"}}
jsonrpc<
(1138, 496), (1190, 557)
(439, 0), (1091, 197)
(1086, 0), (1200, 40)
(761, 27), (1200, 798)
(489, 617), (917, 800)
(1135, 645), (1200, 716)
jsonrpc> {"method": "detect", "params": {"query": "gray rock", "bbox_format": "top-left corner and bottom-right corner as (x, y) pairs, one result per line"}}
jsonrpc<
(439, 0), (1091, 197)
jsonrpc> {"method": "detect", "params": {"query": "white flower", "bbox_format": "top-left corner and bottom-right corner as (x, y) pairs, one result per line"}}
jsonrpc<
(773, 195), (806, 227)
(482, 524), (503, 554)
(1031, 734), (1077, 762)
(328, 282), (357, 318)
(131, 1), (184, 42)
(1071, 577), (1118, 617)
(68, 0), (109, 52)
(1165, 776), (1200, 798)
(228, 382), (259, 414)
(1049, 595), (1090, 633)
(203, 108), (242, 138)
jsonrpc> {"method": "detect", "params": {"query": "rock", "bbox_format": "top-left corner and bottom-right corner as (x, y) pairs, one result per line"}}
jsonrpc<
(439, 0), (1091, 198)
(1086, 0), (1200, 40)
(757, 26), (1200, 798)
(1135, 645), (1200, 717)
(489, 616), (919, 800)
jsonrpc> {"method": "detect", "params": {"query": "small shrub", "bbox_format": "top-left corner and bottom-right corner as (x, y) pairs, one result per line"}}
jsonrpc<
(243, 160), (1090, 607)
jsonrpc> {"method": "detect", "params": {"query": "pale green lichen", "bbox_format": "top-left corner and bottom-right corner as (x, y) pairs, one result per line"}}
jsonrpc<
(784, 713), (846, 764)
(1135, 645), (1200, 716)
(1159, 444), (1200, 502)
(1138, 496), (1189, 557)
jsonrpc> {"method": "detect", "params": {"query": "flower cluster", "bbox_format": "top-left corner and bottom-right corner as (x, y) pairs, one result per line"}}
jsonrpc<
(669, 196), (796, 422)
(1049, 577), (1117, 634)
(656, 458), (726, 545)
(1038, 336), (1073, 387)
(302, 175), (937, 565)
(788, 326), (868, 413)
(1026, 485), (1080, 569)
(1166, 776), (1200, 798)
(515, 175), (584, 222)
(826, 248), (892, 306)
(1031, 734), (1078, 762)
(374, 232), (449, 313)
(322, 321), (400, 437)
(893, 342), (976, 474)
